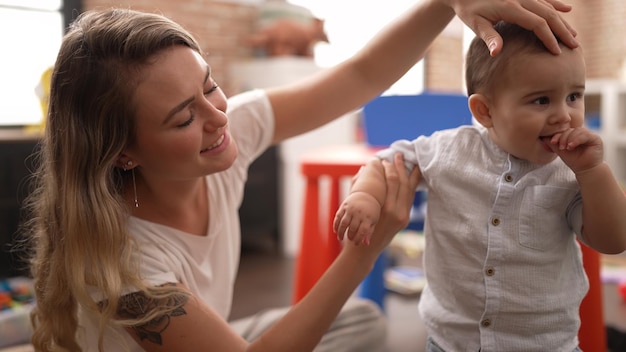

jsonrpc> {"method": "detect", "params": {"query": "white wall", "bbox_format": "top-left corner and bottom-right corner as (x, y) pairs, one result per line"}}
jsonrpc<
(288, 0), (425, 95)
(0, 3), (62, 126)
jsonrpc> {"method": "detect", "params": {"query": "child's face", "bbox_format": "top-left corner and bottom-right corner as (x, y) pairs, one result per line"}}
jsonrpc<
(484, 47), (586, 165)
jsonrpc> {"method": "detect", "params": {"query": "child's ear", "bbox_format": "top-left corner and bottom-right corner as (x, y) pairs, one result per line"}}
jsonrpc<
(468, 94), (493, 128)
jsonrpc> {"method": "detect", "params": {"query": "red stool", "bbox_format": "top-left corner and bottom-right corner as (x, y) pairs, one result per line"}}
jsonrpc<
(578, 242), (606, 351)
(292, 144), (376, 303)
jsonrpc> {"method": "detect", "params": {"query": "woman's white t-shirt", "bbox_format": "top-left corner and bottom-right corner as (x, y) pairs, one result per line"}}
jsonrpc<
(77, 90), (274, 351)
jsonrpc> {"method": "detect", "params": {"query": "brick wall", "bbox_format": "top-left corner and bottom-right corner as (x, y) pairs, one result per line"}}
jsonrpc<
(79, 1), (626, 95)
(567, 0), (626, 80)
(424, 35), (464, 94)
(82, 0), (258, 97)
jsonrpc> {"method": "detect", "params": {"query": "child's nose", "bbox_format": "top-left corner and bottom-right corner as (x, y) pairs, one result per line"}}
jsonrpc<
(549, 104), (573, 125)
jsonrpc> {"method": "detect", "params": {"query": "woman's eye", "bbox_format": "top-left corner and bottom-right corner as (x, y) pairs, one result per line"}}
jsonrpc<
(177, 115), (195, 128)
(204, 82), (219, 96)
(176, 82), (218, 128)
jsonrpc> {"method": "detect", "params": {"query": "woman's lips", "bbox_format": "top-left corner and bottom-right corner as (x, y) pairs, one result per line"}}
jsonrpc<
(200, 132), (228, 154)
(205, 134), (225, 151)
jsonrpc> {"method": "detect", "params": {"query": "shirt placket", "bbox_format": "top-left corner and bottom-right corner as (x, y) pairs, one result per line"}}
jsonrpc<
(479, 158), (517, 351)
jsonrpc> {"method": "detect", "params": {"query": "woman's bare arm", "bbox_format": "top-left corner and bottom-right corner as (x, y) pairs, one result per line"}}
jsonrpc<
(125, 154), (420, 352)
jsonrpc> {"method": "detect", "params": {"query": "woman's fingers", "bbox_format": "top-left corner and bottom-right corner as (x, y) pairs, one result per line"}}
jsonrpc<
(519, 0), (578, 52)
(379, 154), (416, 235)
(454, 0), (578, 56)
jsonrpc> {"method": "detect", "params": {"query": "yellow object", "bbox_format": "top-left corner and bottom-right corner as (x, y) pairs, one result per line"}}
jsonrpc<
(25, 66), (52, 134)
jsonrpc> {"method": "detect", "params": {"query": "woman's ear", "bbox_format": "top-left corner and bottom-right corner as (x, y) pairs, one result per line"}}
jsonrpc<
(116, 153), (135, 170)
(468, 94), (493, 128)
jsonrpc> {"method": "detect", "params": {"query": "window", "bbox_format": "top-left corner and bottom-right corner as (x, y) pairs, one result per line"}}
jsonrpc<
(287, 0), (425, 96)
(0, 1), (63, 126)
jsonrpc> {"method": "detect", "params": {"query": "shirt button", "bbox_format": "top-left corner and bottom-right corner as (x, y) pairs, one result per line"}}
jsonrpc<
(485, 267), (495, 276)
(504, 174), (513, 182)
(491, 217), (500, 226)
(481, 319), (491, 327)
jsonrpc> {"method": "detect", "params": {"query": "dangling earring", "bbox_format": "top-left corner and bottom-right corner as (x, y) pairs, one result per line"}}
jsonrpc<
(123, 160), (139, 208)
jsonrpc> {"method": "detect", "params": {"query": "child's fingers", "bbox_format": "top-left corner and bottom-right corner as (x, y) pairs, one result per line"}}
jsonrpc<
(334, 210), (349, 241)
(333, 208), (344, 233)
(551, 129), (574, 150)
(551, 128), (600, 151)
(353, 223), (375, 246)
(335, 213), (374, 244)
(563, 128), (600, 150)
(346, 218), (362, 241)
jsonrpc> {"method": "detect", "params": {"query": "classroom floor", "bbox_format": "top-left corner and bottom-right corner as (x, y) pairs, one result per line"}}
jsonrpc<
(3, 244), (626, 351)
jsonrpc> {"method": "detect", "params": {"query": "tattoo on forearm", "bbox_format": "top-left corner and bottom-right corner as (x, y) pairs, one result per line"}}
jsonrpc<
(117, 284), (189, 345)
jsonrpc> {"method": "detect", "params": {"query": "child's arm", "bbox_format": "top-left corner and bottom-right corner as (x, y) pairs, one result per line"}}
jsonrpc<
(550, 127), (626, 254)
(334, 157), (387, 245)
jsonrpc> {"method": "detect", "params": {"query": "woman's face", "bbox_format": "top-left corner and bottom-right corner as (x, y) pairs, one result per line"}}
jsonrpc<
(127, 45), (237, 182)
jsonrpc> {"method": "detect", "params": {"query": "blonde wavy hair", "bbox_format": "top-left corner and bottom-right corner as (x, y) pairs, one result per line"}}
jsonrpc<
(23, 8), (201, 351)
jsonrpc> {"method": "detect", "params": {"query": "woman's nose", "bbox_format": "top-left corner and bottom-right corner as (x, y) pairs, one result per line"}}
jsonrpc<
(200, 95), (228, 131)
(202, 109), (228, 132)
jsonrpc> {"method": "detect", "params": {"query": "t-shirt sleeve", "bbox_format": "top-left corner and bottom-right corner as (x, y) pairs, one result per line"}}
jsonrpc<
(375, 139), (420, 175)
(373, 129), (461, 192)
(226, 89), (275, 166)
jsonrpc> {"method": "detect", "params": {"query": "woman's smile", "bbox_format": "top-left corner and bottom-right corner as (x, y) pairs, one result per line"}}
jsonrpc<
(200, 130), (230, 155)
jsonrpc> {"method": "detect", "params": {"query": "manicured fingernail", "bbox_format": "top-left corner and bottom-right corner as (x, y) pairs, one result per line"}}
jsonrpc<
(488, 41), (496, 55)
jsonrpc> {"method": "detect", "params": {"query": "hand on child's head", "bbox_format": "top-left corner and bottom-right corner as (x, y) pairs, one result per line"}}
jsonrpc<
(454, 0), (578, 56)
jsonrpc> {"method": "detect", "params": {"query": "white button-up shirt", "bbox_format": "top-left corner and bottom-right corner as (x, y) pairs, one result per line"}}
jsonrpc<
(377, 125), (587, 352)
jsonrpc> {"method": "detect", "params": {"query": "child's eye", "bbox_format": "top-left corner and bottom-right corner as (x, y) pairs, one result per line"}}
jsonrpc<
(532, 96), (550, 105)
(567, 92), (582, 103)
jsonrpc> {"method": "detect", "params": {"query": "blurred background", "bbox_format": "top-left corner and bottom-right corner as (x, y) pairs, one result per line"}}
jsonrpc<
(2, 1), (626, 351)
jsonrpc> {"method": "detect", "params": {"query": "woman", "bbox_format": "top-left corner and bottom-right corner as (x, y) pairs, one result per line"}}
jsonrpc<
(24, 0), (577, 351)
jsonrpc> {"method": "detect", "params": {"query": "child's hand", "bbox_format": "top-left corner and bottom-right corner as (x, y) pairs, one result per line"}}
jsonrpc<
(333, 191), (382, 245)
(546, 127), (603, 174)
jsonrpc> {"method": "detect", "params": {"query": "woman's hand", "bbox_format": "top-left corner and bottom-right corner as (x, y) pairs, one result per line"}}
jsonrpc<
(445, 0), (578, 56)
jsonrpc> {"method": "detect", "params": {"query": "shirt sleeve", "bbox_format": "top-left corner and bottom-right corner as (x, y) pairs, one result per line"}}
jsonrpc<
(566, 191), (584, 242)
(375, 139), (420, 175)
(226, 89), (275, 165)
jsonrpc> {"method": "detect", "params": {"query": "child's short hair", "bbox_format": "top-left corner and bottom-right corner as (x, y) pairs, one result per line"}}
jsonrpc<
(465, 21), (563, 96)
